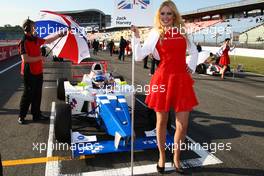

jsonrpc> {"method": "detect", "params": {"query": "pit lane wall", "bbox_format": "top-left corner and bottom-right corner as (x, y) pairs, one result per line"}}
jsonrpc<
(203, 46), (264, 58)
(0, 45), (19, 61)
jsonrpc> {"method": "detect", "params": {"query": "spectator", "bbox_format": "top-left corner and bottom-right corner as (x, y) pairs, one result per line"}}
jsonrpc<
(102, 40), (105, 50)
(92, 39), (99, 55)
(149, 55), (160, 76)
(143, 55), (149, 69)
(118, 36), (127, 61)
(196, 42), (202, 52)
(126, 40), (131, 55)
(108, 40), (114, 56)
(87, 41), (91, 49)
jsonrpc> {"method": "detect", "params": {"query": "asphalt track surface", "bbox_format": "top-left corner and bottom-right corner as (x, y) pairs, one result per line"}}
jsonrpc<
(0, 51), (263, 176)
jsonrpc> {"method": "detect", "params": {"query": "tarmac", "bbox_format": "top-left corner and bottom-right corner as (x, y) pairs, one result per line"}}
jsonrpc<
(0, 51), (263, 175)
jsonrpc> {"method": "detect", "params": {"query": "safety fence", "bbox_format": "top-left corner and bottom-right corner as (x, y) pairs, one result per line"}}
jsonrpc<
(0, 45), (19, 61)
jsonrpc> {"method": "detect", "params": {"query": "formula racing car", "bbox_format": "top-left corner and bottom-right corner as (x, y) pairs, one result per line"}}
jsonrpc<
(54, 62), (173, 157)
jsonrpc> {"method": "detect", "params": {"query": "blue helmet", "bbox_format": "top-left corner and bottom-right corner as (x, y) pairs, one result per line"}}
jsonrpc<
(93, 71), (105, 83)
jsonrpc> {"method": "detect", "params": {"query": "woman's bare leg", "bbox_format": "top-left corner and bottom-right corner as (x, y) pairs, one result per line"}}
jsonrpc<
(221, 66), (227, 79)
(156, 112), (169, 167)
(173, 112), (189, 168)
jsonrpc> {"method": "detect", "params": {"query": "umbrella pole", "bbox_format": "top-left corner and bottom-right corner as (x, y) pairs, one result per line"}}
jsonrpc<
(45, 36), (64, 57)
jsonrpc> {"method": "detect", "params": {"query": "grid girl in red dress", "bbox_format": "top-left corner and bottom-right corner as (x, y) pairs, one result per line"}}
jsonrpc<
(132, 0), (199, 174)
(219, 38), (235, 79)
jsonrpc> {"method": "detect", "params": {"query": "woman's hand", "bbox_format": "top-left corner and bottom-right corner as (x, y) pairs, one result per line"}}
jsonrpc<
(131, 25), (140, 38)
(186, 65), (193, 73)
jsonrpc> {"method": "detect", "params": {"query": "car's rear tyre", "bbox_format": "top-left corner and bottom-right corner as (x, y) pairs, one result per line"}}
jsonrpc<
(57, 78), (67, 101)
(147, 108), (156, 130)
(167, 110), (175, 132)
(55, 102), (72, 144)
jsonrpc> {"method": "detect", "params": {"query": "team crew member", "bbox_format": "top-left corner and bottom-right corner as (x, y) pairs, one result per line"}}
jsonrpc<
(218, 38), (235, 79)
(18, 19), (67, 124)
(108, 39), (115, 56)
(149, 54), (160, 76)
(131, 0), (198, 174)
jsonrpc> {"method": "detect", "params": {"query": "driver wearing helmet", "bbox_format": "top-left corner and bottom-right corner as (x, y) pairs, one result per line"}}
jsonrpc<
(92, 71), (106, 89)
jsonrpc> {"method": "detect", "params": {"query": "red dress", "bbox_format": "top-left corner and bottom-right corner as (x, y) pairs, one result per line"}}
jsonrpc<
(145, 30), (198, 112)
(219, 45), (230, 66)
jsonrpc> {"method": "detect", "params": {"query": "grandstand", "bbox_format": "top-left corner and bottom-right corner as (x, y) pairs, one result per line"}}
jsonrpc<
(190, 16), (264, 44)
(182, 0), (264, 21)
(57, 9), (111, 30)
(185, 20), (223, 33)
(181, 0), (264, 46)
(239, 24), (264, 43)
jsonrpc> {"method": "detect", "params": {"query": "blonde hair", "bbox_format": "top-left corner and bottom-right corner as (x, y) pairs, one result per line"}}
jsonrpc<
(154, 0), (186, 39)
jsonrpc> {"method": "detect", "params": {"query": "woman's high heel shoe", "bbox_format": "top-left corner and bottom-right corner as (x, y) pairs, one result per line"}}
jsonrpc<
(156, 163), (165, 174)
(170, 152), (185, 175)
(174, 167), (185, 174)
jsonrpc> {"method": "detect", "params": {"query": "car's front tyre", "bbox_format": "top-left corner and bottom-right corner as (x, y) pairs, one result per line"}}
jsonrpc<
(55, 102), (72, 144)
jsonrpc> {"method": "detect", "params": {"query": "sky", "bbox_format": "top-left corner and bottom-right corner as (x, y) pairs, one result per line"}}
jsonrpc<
(0, 0), (241, 27)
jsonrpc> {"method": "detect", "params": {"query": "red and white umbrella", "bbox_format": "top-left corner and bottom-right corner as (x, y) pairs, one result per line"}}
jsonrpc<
(35, 11), (90, 63)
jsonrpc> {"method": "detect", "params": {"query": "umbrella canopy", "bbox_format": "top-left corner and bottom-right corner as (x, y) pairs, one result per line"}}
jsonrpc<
(186, 50), (211, 66)
(35, 11), (90, 63)
(197, 50), (211, 65)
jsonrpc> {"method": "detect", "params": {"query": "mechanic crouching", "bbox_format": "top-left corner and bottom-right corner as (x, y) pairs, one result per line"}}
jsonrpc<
(17, 19), (67, 124)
